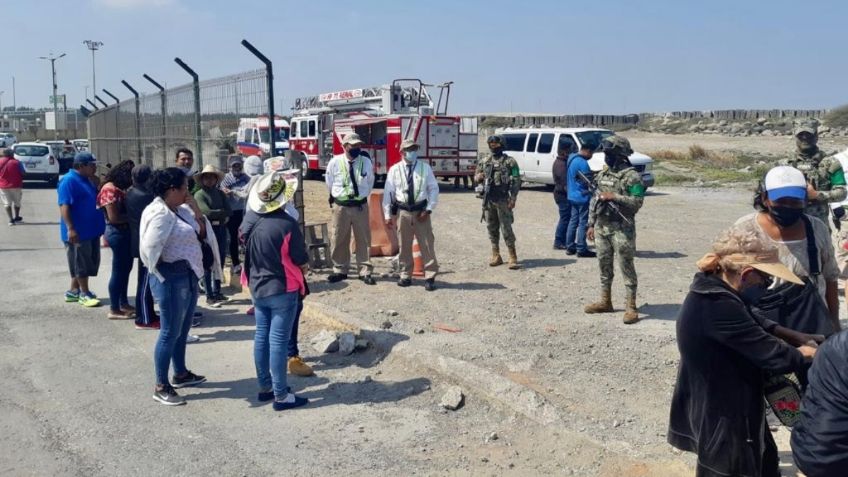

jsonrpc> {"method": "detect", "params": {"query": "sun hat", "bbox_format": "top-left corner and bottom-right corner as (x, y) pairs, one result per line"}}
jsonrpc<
(341, 133), (364, 146)
(400, 138), (419, 151)
(764, 166), (807, 201)
(193, 164), (224, 183)
(247, 169), (299, 214)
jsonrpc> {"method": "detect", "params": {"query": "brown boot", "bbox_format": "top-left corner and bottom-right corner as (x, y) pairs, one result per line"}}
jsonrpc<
(507, 245), (520, 270)
(623, 291), (640, 324)
(489, 245), (503, 267)
(584, 288), (613, 314)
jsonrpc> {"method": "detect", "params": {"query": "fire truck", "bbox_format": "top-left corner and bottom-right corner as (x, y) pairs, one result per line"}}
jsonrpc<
(236, 116), (290, 158)
(289, 79), (477, 180)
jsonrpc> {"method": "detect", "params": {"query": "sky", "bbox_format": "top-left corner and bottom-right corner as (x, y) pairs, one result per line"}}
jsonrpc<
(6, 0), (848, 115)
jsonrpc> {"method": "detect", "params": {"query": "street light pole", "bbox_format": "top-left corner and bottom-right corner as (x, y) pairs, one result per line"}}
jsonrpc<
(39, 52), (66, 140)
(83, 40), (103, 102)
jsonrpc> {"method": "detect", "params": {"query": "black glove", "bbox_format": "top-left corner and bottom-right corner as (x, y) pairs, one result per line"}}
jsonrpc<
(833, 207), (845, 231)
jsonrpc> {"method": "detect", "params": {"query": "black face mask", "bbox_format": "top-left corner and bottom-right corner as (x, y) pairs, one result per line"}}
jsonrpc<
(490, 146), (504, 156)
(739, 271), (772, 305)
(769, 206), (804, 227)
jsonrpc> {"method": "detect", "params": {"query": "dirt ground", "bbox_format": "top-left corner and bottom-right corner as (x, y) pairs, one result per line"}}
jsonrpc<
(621, 130), (846, 157)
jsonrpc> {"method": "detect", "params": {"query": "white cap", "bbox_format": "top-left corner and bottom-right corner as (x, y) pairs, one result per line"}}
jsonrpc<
(764, 166), (807, 201)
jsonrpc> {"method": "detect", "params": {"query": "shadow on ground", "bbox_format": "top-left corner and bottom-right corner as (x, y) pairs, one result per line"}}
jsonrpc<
(639, 303), (681, 321)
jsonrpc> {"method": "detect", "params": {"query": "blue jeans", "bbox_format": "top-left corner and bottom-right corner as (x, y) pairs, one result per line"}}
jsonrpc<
(105, 224), (133, 311)
(288, 296), (303, 358)
(254, 292), (298, 398)
(554, 199), (571, 247)
(135, 260), (157, 325)
(149, 261), (199, 386)
(567, 201), (591, 253)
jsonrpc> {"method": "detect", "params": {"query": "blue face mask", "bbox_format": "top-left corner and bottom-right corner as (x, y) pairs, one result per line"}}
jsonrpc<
(404, 151), (417, 162)
(348, 148), (361, 159)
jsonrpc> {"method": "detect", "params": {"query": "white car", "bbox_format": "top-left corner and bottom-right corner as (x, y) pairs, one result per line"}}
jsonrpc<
(73, 139), (89, 152)
(0, 132), (17, 147)
(13, 142), (59, 185)
(497, 127), (654, 187)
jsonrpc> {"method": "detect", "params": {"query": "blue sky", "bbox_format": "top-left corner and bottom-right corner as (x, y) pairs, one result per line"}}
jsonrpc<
(6, 0), (847, 114)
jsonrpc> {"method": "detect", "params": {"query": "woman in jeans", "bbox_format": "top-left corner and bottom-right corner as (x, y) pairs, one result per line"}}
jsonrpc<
(97, 160), (136, 320)
(140, 168), (207, 406)
(240, 171), (309, 410)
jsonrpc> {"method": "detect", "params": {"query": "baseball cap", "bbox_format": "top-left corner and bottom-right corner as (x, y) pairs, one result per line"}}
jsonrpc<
(73, 152), (97, 164)
(794, 120), (818, 137)
(764, 166), (806, 201)
(400, 138), (419, 150)
(341, 133), (364, 146)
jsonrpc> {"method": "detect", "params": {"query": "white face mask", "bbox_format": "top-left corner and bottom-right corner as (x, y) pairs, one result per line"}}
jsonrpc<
(403, 151), (417, 162)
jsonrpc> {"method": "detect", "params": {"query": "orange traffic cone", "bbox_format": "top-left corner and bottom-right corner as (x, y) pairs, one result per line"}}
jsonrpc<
(412, 239), (424, 277)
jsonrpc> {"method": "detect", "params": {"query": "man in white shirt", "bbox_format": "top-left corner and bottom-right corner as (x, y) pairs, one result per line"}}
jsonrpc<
(325, 133), (376, 284)
(383, 139), (440, 291)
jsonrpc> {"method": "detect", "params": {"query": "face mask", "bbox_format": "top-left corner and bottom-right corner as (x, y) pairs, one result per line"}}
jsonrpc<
(604, 155), (617, 168)
(739, 281), (769, 305)
(489, 145), (504, 156)
(769, 205), (804, 227)
(348, 148), (361, 159)
(403, 151), (417, 162)
(796, 137), (817, 154)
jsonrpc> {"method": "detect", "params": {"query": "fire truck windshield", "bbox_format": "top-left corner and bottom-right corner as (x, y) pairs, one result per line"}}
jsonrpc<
(259, 128), (290, 143)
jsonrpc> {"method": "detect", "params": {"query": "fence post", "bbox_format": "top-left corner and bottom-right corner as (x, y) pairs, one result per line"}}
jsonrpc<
(103, 89), (122, 163)
(174, 58), (203, 168)
(144, 74), (167, 167)
(241, 40), (280, 156)
(121, 80), (142, 163)
(86, 99), (99, 111)
(94, 95), (108, 108)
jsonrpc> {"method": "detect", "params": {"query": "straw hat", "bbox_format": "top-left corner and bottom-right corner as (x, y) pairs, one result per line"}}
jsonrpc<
(247, 170), (299, 214)
(193, 164), (224, 183)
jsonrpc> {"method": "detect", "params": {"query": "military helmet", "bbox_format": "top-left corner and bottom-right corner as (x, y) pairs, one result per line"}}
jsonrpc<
(487, 134), (506, 146)
(600, 135), (633, 156)
(793, 119), (818, 137)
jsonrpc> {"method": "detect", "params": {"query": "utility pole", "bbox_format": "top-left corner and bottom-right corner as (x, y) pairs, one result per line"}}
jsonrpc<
(39, 52), (66, 140)
(10, 76), (15, 112)
(83, 40), (103, 102)
(0, 91), (4, 112)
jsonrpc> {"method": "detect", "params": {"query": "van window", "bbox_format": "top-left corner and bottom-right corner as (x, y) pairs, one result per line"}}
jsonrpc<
(244, 128), (253, 143)
(557, 134), (576, 154)
(575, 130), (614, 152)
(525, 133), (538, 152)
(501, 133), (526, 152)
(537, 133), (554, 153)
(291, 122), (298, 138)
(308, 120), (316, 137)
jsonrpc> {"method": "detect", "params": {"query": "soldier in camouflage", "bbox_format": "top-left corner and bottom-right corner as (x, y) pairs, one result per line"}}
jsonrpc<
(781, 120), (846, 227)
(475, 135), (522, 269)
(584, 135), (645, 324)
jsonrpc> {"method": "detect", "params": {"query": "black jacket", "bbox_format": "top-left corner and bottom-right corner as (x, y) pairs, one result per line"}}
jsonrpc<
(668, 273), (806, 477)
(791, 330), (848, 477)
(125, 186), (155, 259)
(552, 156), (567, 202)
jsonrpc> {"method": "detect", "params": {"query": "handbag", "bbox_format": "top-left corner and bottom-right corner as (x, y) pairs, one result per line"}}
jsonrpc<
(175, 212), (215, 270)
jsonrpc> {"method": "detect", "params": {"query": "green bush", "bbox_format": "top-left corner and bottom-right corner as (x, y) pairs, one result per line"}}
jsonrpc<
(480, 116), (514, 128)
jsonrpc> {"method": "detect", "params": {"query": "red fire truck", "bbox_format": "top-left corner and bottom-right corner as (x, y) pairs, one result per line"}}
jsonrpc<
(289, 79), (477, 180)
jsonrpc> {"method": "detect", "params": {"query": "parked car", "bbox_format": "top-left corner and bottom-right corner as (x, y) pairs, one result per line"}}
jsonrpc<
(73, 139), (89, 152)
(43, 140), (76, 174)
(497, 127), (654, 187)
(13, 142), (60, 186)
(0, 132), (17, 147)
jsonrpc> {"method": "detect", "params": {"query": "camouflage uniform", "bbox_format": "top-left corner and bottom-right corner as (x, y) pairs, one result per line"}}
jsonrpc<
(585, 135), (645, 324)
(476, 136), (521, 268)
(780, 120), (847, 227)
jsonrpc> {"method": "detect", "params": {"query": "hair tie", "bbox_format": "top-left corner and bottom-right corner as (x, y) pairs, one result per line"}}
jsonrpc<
(696, 253), (721, 272)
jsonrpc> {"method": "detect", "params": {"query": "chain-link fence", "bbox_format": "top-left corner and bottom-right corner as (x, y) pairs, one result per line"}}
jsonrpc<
(89, 68), (269, 170)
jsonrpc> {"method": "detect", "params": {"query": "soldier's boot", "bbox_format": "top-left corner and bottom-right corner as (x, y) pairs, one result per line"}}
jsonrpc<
(623, 290), (640, 324)
(507, 245), (520, 270)
(489, 245), (503, 267)
(584, 288), (613, 314)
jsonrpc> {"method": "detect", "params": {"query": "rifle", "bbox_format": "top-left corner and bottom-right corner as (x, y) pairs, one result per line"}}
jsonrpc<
(479, 161), (494, 223)
(576, 170), (632, 225)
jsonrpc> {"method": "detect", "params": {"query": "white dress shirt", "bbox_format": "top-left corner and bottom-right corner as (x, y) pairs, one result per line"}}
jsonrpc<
(382, 159), (440, 219)
(325, 154), (375, 201)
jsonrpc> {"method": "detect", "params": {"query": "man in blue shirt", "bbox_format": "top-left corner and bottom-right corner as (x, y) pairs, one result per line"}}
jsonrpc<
(566, 144), (596, 257)
(58, 152), (106, 307)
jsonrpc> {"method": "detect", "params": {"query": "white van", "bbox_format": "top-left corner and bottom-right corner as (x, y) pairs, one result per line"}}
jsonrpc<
(497, 127), (654, 187)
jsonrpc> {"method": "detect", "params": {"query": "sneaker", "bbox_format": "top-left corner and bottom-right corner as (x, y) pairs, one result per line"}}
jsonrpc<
(186, 334), (200, 343)
(64, 290), (80, 303)
(360, 275), (377, 285)
(205, 297), (222, 309)
(13, 216), (22, 223)
(577, 250), (597, 258)
(121, 305), (136, 314)
(212, 293), (229, 304)
(327, 273), (348, 283)
(272, 393), (309, 411)
(152, 384), (186, 406)
(565, 248), (577, 256)
(172, 371), (206, 388)
(246, 306), (255, 316)
(288, 356), (315, 376)
(107, 310), (134, 320)
(553, 244), (567, 250)
(424, 279), (436, 292)
(135, 321), (161, 330)
(397, 278), (412, 287)
(258, 389), (275, 402)
(8, 220), (14, 226)
(78, 292), (101, 308)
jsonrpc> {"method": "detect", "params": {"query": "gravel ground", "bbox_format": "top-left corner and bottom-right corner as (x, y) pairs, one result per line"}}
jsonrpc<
(304, 180), (847, 476)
